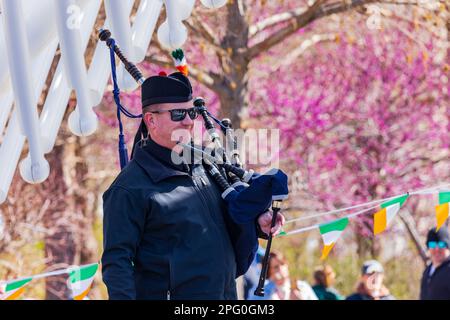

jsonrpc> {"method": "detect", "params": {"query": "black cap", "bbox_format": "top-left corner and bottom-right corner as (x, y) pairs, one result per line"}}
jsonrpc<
(426, 227), (450, 248)
(130, 72), (193, 159)
(141, 72), (192, 108)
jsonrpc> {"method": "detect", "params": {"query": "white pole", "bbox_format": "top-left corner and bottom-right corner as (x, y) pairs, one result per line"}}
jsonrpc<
(157, 0), (188, 50)
(1, 0), (50, 184)
(40, 0), (101, 151)
(0, 38), (58, 203)
(24, 0), (59, 58)
(104, 0), (135, 60)
(131, 0), (163, 63)
(87, 0), (134, 106)
(104, 0), (138, 91)
(0, 113), (26, 204)
(86, 20), (113, 106)
(55, 0), (97, 136)
(0, 0), (57, 102)
(175, 0), (195, 21)
(0, 0), (100, 203)
(200, 0), (228, 9)
(0, 83), (13, 136)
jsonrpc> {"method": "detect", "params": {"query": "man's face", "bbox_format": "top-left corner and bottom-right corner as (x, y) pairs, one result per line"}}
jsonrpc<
(362, 272), (384, 295)
(428, 241), (450, 267)
(269, 258), (290, 286)
(144, 100), (196, 150)
(325, 269), (336, 286)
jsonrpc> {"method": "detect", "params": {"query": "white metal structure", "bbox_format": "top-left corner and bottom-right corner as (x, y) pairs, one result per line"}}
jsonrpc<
(0, 0), (227, 204)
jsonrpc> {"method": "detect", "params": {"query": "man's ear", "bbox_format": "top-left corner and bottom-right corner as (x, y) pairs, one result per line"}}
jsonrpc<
(143, 112), (155, 131)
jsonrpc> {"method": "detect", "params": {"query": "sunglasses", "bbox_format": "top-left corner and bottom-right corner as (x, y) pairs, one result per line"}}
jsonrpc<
(427, 241), (448, 249)
(151, 107), (199, 122)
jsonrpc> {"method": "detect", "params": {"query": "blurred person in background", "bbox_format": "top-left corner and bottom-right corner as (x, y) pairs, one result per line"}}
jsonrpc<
(312, 265), (344, 300)
(248, 251), (299, 300)
(420, 226), (450, 300)
(248, 250), (317, 300)
(346, 260), (395, 300)
(243, 246), (265, 300)
(295, 279), (319, 300)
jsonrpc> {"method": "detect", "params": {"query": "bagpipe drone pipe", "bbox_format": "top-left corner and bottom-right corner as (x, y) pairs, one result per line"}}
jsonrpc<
(99, 29), (289, 296)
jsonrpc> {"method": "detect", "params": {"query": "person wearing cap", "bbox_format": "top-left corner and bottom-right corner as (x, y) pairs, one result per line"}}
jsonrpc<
(101, 71), (285, 300)
(420, 227), (450, 300)
(346, 260), (394, 300)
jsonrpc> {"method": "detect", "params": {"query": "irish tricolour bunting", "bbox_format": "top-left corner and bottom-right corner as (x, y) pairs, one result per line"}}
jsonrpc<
(436, 192), (450, 231)
(0, 278), (32, 300)
(319, 217), (349, 260)
(68, 263), (98, 300)
(373, 194), (408, 235)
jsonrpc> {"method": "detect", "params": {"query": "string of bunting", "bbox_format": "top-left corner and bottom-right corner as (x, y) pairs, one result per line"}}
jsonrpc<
(0, 263), (99, 300)
(1, 184), (449, 299)
(277, 183), (450, 260)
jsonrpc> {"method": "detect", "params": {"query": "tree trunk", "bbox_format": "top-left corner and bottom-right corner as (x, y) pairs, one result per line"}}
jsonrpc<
(71, 136), (100, 299)
(354, 181), (382, 259)
(55, 128), (100, 299)
(355, 225), (379, 259)
(218, 1), (250, 129)
(42, 117), (98, 299)
(398, 208), (428, 266)
(42, 140), (76, 300)
(64, 135), (98, 267)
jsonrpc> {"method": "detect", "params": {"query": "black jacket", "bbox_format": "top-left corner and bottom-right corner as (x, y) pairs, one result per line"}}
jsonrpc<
(101, 140), (259, 300)
(420, 257), (450, 300)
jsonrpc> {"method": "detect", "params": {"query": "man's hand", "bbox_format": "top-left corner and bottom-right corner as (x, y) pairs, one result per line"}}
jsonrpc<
(257, 210), (285, 236)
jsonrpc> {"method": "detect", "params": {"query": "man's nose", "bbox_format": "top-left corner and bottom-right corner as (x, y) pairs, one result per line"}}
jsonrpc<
(181, 114), (194, 125)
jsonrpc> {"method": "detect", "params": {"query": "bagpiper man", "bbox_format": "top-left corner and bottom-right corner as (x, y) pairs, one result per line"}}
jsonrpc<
(101, 70), (285, 300)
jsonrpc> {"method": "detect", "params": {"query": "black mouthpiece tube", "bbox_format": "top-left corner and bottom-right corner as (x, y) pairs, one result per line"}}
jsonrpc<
(193, 97), (239, 183)
(221, 118), (242, 168)
(194, 98), (216, 131)
(99, 28), (145, 84)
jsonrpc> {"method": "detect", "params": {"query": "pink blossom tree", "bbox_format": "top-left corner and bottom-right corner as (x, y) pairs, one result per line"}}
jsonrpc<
(144, 0), (447, 128)
(253, 21), (449, 257)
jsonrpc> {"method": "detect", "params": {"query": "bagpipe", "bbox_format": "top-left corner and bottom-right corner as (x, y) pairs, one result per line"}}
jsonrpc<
(99, 29), (288, 296)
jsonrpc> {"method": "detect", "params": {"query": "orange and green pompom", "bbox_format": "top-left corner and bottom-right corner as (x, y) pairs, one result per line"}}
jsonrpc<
(171, 48), (188, 76)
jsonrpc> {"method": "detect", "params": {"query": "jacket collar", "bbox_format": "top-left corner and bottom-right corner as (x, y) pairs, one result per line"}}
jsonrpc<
(434, 256), (450, 271)
(133, 139), (190, 183)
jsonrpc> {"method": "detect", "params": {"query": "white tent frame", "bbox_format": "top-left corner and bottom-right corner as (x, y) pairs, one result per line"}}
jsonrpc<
(0, 0), (226, 203)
